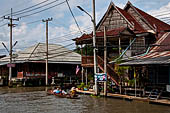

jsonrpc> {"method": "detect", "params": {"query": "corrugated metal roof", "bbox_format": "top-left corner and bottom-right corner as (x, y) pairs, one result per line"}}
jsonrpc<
(120, 56), (170, 65)
(120, 32), (170, 65)
(73, 2), (170, 44)
(74, 27), (133, 44)
(134, 7), (170, 33)
(0, 43), (81, 65)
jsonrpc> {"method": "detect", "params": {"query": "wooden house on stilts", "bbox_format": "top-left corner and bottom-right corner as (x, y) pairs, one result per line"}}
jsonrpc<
(0, 43), (81, 86)
(73, 1), (170, 95)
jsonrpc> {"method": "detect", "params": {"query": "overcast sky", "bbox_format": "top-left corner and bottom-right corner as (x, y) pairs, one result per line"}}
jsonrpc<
(0, 0), (170, 55)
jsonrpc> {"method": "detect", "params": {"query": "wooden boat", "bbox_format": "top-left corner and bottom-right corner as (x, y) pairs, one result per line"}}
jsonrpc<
(46, 90), (54, 95)
(54, 93), (69, 98)
(54, 93), (80, 99)
(47, 90), (80, 99)
(66, 94), (80, 99)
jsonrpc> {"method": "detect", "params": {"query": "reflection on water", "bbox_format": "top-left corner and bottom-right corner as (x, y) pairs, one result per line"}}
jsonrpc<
(0, 87), (170, 113)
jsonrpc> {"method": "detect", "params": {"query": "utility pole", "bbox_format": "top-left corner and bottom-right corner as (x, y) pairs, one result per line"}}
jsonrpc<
(4, 8), (19, 86)
(42, 18), (52, 86)
(77, 0), (97, 95)
(92, 0), (98, 95)
(104, 26), (107, 96)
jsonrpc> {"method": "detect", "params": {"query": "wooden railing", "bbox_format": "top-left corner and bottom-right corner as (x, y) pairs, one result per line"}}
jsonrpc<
(81, 56), (94, 67)
(81, 55), (119, 85)
(97, 56), (119, 85)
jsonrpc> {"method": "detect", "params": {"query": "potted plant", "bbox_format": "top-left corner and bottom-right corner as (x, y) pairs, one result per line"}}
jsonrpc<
(77, 82), (85, 90)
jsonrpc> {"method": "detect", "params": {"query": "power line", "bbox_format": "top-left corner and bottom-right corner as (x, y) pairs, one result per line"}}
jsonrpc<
(159, 16), (170, 20)
(154, 12), (170, 18)
(151, 9), (170, 15)
(166, 20), (170, 24)
(19, 1), (67, 18)
(48, 26), (93, 41)
(0, 0), (32, 17)
(0, 19), (4, 23)
(5, 0), (51, 16)
(11, 42), (75, 55)
(16, 19), (42, 26)
(66, 0), (82, 34)
(0, 47), (77, 61)
(12, 0), (59, 17)
(6, 26), (92, 52)
(0, 22), (8, 27)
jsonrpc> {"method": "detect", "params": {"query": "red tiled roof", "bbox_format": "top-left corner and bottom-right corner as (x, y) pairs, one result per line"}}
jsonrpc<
(74, 2), (170, 45)
(134, 7), (170, 33)
(74, 27), (131, 42)
(116, 7), (146, 33)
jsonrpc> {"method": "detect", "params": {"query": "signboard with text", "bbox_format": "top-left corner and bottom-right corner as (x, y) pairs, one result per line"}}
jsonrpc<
(7, 63), (15, 67)
(95, 73), (107, 82)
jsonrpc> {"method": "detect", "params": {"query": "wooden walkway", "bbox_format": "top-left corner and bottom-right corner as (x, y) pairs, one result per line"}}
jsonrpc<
(76, 89), (170, 106)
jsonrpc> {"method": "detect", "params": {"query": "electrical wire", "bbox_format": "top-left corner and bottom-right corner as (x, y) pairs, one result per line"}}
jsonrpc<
(5, 0), (51, 16)
(0, 48), (77, 61)
(16, 19), (42, 26)
(18, 43), (75, 54)
(12, 0), (59, 17)
(19, 1), (67, 18)
(66, 0), (82, 34)
(154, 12), (170, 18)
(0, 0), (33, 17)
(48, 26), (93, 41)
(159, 16), (170, 20)
(0, 22), (8, 27)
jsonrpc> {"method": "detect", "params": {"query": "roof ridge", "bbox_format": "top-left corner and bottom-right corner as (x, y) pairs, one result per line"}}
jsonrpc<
(116, 6), (146, 32)
(96, 1), (134, 31)
(124, 2), (156, 32)
(96, 1), (115, 30)
(27, 43), (41, 61)
(134, 7), (170, 31)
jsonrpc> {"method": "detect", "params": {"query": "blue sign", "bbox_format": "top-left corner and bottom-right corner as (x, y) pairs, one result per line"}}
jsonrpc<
(95, 73), (107, 82)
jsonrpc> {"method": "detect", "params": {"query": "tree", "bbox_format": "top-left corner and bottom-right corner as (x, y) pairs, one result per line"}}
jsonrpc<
(114, 60), (130, 94)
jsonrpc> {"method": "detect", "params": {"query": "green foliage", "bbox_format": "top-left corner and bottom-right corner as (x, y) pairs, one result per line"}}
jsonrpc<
(128, 79), (135, 87)
(74, 45), (93, 56)
(77, 82), (85, 89)
(74, 46), (81, 54)
(123, 78), (129, 82)
(112, 48), (118, 51)
(114, 64), (130, 77)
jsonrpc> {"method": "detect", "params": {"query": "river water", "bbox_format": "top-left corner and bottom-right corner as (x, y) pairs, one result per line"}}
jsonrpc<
(0, 87), (170, 113)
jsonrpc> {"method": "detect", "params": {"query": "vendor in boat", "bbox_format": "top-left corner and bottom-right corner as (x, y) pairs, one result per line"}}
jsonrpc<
(70, 87), (76, 96)
(62, 90), (67, 95)
(53, 88), (61, 94)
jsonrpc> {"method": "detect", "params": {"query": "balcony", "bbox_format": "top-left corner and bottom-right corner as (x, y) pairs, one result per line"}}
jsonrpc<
(82, 56), (94, 67)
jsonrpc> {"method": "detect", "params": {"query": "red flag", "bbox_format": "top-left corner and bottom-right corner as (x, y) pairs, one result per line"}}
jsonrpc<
(76, 65), (80, 75)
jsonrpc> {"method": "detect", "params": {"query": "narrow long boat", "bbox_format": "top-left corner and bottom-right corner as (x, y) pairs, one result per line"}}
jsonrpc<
(54, 92), (80, 99)
(46, 90), (54, 95)
(47, 90), (80, 99)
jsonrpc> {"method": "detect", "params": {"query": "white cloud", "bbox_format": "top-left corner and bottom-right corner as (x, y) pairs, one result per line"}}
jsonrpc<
(13, 23), (27, 37)
(1, 0), (170, 54)
(148, 2), (170, 21)
(13, 23), (45, 50)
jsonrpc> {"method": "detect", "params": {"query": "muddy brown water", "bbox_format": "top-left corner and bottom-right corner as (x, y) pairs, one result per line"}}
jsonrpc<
(0, 87), (170, 113)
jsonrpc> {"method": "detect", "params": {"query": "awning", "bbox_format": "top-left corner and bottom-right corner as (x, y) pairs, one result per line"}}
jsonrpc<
(120, 56), (170, 66)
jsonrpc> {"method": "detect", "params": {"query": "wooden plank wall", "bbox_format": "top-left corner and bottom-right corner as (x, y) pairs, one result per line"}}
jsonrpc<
(97, 8), (129, 31)
(127, 7), (152, 31)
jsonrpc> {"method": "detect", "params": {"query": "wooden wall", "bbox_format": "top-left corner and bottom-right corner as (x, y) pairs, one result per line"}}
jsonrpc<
(97, 7), (130, 31)
(127, 7), (152, 31)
